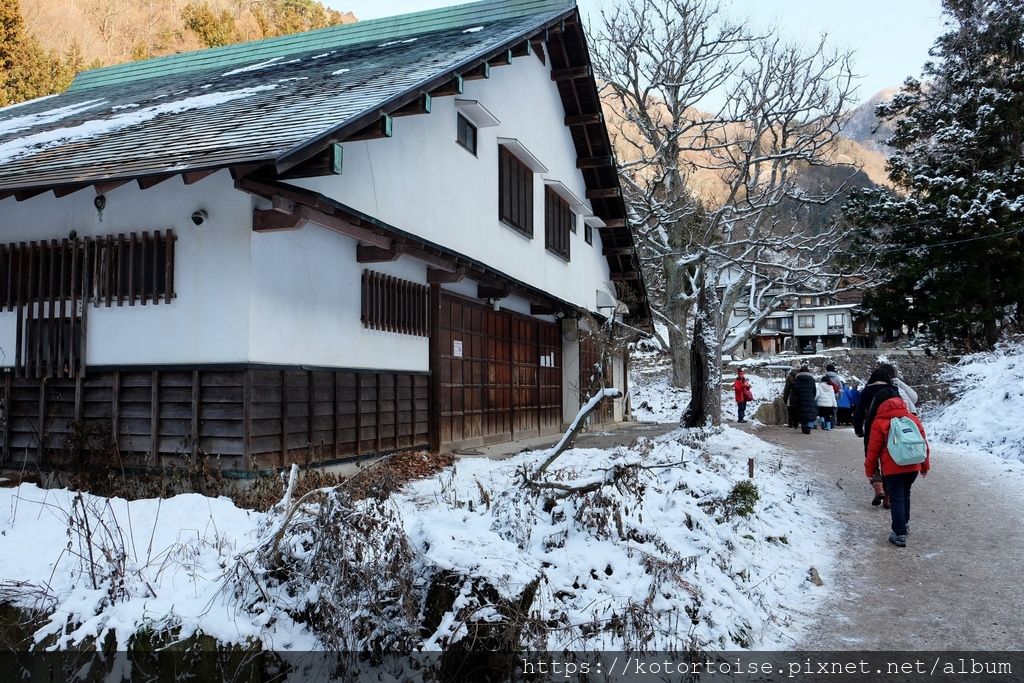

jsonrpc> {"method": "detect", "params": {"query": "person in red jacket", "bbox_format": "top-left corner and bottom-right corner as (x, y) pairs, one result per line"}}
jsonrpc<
(864, 396), (931, 547)
(733, 369), (754, 423)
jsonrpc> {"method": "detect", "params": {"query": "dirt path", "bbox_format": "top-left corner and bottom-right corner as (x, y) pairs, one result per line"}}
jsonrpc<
(754, 424), (1024, 649)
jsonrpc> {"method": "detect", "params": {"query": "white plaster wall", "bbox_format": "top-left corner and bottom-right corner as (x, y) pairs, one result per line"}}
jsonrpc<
(292, 49), (616, 315)
(793, 308), (854, 337)
(247, 228), (429, 371)
(0, 171), (252, 366)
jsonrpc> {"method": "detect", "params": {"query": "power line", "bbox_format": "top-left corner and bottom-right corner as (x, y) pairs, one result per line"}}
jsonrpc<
(852, 225), (1024, 256)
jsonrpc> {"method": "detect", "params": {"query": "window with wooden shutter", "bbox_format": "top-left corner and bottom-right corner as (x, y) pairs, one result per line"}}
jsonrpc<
(360, 270), (430, 337)
(544, 186), (571, 260)
(0, 232), (177, 378)
(498, 145), (534, 237)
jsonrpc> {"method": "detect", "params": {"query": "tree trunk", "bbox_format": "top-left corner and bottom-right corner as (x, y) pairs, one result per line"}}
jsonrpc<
(683, 270), (722, 428)
(664, 254), (691, 388)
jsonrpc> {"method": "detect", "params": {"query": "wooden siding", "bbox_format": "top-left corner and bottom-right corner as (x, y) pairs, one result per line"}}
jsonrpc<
(437, 293), (561, 448)
(0, 366), (428, 471)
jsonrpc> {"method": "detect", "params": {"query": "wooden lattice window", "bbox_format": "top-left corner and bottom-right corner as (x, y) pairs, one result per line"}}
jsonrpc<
(498, 145), (534, 237)
(544, 187), (572, 260)
(360, 270), (429, 337)
(0, 232), (176, 378)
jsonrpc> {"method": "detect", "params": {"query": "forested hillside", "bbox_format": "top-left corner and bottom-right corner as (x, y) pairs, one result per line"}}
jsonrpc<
(1, 0), (354, 107)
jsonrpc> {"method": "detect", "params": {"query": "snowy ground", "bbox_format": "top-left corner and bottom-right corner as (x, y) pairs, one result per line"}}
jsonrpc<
(0, 427), (834, 654)
(926, 340), (1024, 463)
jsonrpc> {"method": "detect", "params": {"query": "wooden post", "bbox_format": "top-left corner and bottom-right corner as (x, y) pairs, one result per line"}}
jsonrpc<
(190, 369), (199, 460)
(280, 371), (288, 467)
(375, 373), (382, 453)
(748, 457), (755, 479)
(394, 373), (400, 449)
(242, 369), (251, 470)
(428, 283), (441, 452)
(111, 370), (121, 452)
(355, 373), (362, 456)
(150, 370), (160, 464)
(1, 374), (10, 465)
(308, 369), (316, 460)
(332, 372), (339, 460)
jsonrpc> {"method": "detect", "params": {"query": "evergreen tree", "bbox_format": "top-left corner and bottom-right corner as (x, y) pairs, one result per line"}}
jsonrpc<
(1, 0), (77, 107)
(846, 0), (1024, 349)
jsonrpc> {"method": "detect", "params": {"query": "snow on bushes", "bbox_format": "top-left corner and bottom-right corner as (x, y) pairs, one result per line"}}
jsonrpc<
(0, 428), (832, 656)
(928, 340), (1024, 462)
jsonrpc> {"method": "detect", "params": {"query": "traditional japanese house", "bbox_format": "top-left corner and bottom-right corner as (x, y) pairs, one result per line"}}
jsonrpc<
(0, 0), (650, 472)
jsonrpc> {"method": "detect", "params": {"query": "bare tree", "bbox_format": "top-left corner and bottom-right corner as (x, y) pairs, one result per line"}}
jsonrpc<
(592, 0), (866, 427)
(590, 0), (752, 388)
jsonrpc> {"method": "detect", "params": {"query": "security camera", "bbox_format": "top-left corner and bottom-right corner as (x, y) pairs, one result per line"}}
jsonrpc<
(93, 195), (106, 211)
(190, 210), (208, 226)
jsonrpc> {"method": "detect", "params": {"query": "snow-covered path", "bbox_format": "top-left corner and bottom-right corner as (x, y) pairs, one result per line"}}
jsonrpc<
(754, 425), (1024, 649)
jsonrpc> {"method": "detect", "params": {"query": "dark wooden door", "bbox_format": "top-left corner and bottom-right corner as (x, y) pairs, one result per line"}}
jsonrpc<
(438, 293), (561, 448)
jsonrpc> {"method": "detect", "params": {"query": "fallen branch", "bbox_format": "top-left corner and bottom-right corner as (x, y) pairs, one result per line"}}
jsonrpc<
(534, 388), (622, 477)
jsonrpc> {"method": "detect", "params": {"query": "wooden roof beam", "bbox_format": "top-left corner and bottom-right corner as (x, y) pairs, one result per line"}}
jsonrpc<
(510, 41), (532, 58)
(577, 155), (614, 169)
(551, 65), (591, 82)
(530, 38), (546, 65)
(53, 184), (89, 198)
(427, 267), (465, 284)
(478, 283), (512, 299)
(253, 208), (307, 232)
(182, 169), (219, 185)
(300, 206), (391, 249)
(357, 244), (402, 263)
(430, 75), (464, 97)
(391, 93), (432, 117)
(565, 113), (602, 126)
(488, 49), (514, 67)
(610, 272), (640, 282)
(94, 179), (130, 195)
(463, 62), (490, 80)
(403, 244), (458, 272)
(587, 187), (621, 199)
(603, 246), (635, 256)
(345, 115), (393, 142)
(235, 177), (337, 214)
(530, 303), (560, 316)
(14, 188), (47, 202)
(276, 143), (343, 179)
(137, 174), (174, 190)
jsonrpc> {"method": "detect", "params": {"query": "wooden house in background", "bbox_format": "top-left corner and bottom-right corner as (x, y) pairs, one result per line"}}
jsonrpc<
(0, 0), (650, 472)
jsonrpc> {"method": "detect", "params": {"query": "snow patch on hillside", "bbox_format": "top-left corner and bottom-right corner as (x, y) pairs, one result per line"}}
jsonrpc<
(928, 341), (1024, 462)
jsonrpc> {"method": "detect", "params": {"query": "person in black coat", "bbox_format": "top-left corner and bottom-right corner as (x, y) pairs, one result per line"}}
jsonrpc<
(791, 367), (819, 434)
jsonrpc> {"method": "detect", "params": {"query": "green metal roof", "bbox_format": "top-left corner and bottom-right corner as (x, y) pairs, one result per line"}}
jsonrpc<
(69, 0), (575, 92)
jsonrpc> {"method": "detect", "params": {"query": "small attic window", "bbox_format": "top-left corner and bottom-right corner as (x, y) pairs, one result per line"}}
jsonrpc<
(456, 114), (477, 155)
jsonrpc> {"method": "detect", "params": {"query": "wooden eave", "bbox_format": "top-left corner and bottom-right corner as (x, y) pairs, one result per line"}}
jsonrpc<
(237, 176), (577, 318)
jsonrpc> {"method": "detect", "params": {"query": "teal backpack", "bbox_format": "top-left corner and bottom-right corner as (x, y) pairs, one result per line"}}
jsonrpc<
(887, 416), (927, 466)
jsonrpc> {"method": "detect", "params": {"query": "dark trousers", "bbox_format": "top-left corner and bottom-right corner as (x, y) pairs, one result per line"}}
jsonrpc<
(883, 472), (918, 536)
(788, 405), (799, 427)
(737, 401), (747, 421)
(837, 407), (852, 425)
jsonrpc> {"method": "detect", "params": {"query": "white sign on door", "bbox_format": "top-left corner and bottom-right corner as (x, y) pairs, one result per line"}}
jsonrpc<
(453, 340), (463, 357)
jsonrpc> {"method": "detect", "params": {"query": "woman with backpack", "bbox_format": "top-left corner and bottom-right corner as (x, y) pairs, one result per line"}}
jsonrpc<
(853, 365), (902, 507)
(864, 395), (931, 547)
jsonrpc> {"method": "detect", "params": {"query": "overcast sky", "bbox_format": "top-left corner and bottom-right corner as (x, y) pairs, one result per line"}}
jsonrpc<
(327, 0), (946, 104)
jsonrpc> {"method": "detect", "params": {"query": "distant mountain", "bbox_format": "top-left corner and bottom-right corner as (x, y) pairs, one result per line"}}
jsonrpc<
(843, 87), (900, 154)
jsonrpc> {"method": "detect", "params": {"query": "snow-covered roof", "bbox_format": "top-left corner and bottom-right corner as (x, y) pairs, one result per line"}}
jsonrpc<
(0, 0), (573, 192)
(790, 304), (858, 313)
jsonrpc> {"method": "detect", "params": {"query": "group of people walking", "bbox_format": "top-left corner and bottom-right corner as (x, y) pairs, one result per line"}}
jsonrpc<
(776, 360), (932, 548)
(782, 363), (860, 432)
